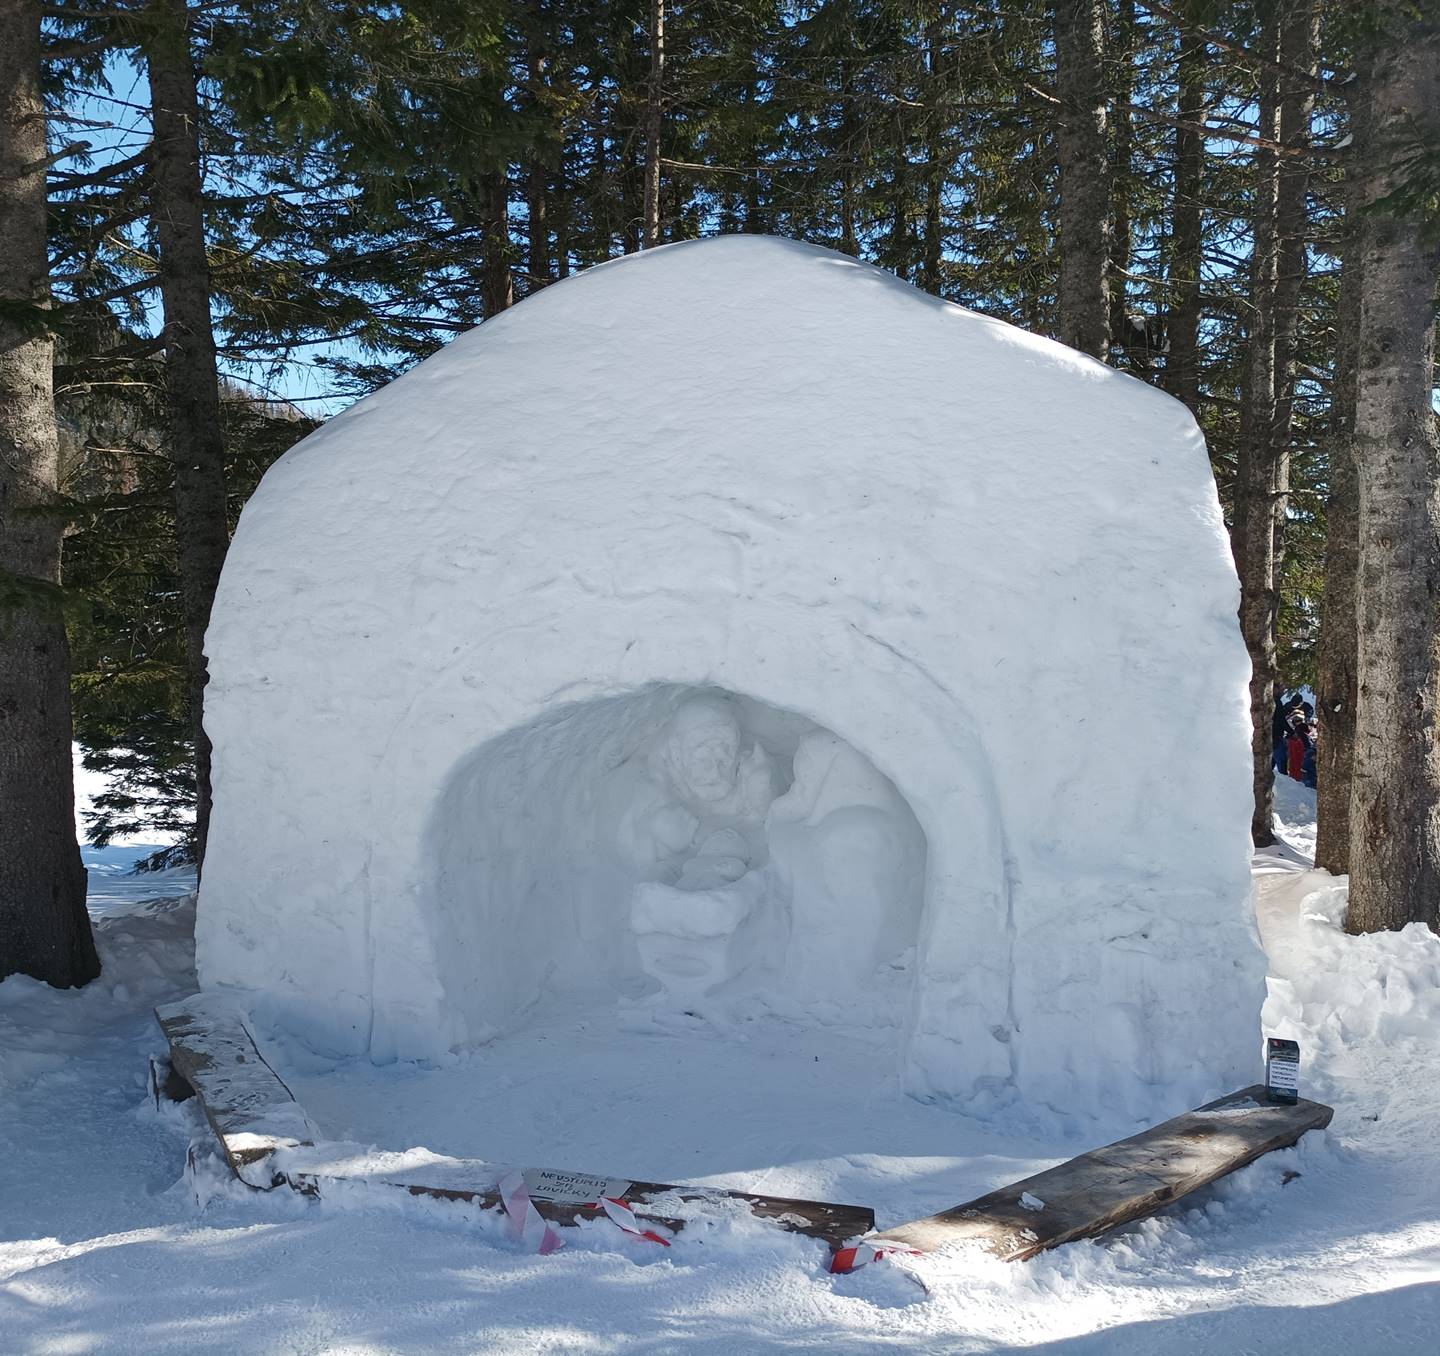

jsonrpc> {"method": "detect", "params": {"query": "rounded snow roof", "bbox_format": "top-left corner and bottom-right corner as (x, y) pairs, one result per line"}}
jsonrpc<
(199, 236), (1261, 1119)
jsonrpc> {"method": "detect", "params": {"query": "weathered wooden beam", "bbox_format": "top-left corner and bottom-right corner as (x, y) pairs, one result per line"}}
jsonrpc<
(871, 1084), (1333, 1261)
(276, 1148), (874, 1245)
(154, 997), (873, 1245)
(147, 1054), (196, 1106)
(155, 996), (318, 1187)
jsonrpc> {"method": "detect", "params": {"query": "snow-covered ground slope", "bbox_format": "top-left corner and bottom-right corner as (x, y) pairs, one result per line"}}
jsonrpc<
(1, 781), (1437, 1353)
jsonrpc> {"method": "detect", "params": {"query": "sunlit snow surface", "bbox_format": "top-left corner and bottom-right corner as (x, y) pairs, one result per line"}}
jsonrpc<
(82, 847), (195, 918)
(73, 746), (194, 916)
(0, 779), (1437, 1352)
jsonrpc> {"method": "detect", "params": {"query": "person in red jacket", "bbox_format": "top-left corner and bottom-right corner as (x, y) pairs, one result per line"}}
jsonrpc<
(1285, 714), (1311, 781)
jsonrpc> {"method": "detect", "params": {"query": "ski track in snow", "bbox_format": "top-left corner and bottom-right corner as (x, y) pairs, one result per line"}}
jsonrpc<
(1, 785), (1438, 1354)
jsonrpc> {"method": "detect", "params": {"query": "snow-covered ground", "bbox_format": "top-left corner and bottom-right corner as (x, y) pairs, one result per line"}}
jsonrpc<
(73, 747), (194, 916)
(2, 782), (1437, 1353)
(80, 849), (195, 919)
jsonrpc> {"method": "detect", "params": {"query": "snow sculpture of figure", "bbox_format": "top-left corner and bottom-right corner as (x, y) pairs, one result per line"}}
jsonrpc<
(768, 731), (925, 1005)
(621, 695), (780, 1007)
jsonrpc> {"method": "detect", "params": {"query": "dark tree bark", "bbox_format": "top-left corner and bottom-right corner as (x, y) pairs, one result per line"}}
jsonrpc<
(1053, 0), (1111, 359)
(889, 116), (909, 281)
(921, 13), (945, 296)
(1227, 4), (1319, 851)
(0, 0), (100, 987)
(1314, 90), (1367, 877)
(143, 0), (230, 871)
(526, 169), (548, 290)
(1267, 2), (1320, 582)
(482, 170), (514, 315)
(621, 133), (642, 255)
(592, 131), (612, 260)
(642, 0), (664, 249)
(525, 0), (550, 290)
(838, 57), (859, 257)
(1232, 7), (1283, 848)
(1165, 24), (1204, 414)
(1108, 0), (1135, 359)
(1346, 8), (1440, 934)
(742, 75), (764, 234)
(554, 171), (571, 278)
(743, 165), (762, 233)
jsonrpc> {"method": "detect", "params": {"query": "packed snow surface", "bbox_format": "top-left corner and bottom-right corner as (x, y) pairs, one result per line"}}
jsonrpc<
(72, 745), (194, 912)
(1, 782), (1436, 1352)
(199, 235), (1260, 1120)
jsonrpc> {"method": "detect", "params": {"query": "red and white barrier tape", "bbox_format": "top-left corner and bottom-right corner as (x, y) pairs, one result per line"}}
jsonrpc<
(498, 1170), (566, 1255)
(600, 1194), (673, 1247)
(496, 1171), (672, 1254)
(829, 1239), (921, 1274)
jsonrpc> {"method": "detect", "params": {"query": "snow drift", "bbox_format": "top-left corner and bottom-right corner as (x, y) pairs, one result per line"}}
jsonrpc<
(197, 235), (1261, 1120)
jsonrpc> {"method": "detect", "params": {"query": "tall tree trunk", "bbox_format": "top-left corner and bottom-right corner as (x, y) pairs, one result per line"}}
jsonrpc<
(525, 0), (549, 290)
(143, 0), (229, 871)
(592, 131), (612, 261)
(526, 171), (548, 289)
(482, 170), (513, 315)
(1230, 1), (1319, 851)
(1267, 2), (1321, 588)
(838, 59), (858, 257)
(743, 166), (762, 232)
(622, 132), (642, 254)
(0, 0), (100, 987)
(1165, 25), (1204, 413)
(889, 116), (909, 280)
(554, 170), (571, 278)
(1346, 9), (1440, 934)
(1107, 0), (1135, 361)
(1232, 8), (1282, 849)
(743, 76), (763, 234)
(921, 13), (945, 295)
(1314, 96), (1365, 875)
(1053, 0), (1111, 359)
(642, 0), (664, 248)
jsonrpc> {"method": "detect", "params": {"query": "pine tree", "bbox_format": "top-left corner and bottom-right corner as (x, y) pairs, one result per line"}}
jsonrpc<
(0, 0), (99, 987)
(1053, 0), (1112, 359)
(142, 0), (230, 868)
(1346, 1), (1440, 934)
(1314, 62), (1367, 877)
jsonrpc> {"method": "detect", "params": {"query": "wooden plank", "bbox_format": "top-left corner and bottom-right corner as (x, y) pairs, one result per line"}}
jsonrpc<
(276, 1148), (874, 1245)
(154, 998), (873, 1244)
(155, 996), (317, 1187)
(872, 1084), (1333, 1260)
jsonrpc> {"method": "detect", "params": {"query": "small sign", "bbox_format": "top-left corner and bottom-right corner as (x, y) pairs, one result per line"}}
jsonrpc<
(522, 1167), (632, 1205)
(1266, 1038), (1300, 1104)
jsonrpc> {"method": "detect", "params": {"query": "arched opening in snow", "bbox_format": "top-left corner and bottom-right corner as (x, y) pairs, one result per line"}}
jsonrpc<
(424, 684), (928, 1048)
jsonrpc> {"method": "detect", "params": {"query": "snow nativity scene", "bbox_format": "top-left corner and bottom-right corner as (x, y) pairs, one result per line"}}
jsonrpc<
(200, 235), (1265, 1112)
(4, 2), (1440, 1352)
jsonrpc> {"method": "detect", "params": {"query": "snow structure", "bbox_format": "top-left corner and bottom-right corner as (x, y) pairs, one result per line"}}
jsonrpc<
(198, 235), (1263, 1121)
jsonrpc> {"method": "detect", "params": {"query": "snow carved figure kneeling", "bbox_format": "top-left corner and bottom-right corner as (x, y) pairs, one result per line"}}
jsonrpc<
(618, 694), (925, 1020)
(768, 732), (926, 1013)
(621, 696), (781, 1009)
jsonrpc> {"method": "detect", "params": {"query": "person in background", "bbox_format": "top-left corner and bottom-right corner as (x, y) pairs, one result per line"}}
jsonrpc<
(1285, 710), (1311, 783)
(1302, 721), (1319, 789)
(1273, 692), (1305, 775)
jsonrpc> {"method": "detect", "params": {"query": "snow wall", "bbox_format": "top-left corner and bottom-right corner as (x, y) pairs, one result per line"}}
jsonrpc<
(198, 235), (1264, 1124)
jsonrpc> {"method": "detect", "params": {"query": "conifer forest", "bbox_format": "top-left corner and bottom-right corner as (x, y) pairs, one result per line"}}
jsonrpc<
(2, 2), (1439, 970)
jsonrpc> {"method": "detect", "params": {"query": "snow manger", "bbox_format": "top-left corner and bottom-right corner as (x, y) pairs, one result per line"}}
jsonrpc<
(197, 235), (1267, 1129)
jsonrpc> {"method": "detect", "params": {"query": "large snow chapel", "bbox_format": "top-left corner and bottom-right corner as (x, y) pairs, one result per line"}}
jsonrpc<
(197, 235), (1264, 1120)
